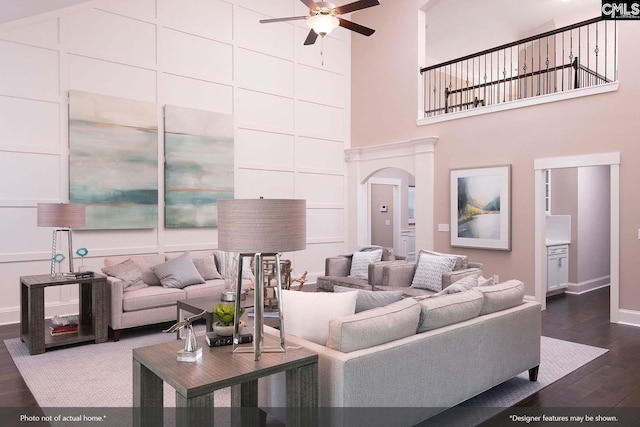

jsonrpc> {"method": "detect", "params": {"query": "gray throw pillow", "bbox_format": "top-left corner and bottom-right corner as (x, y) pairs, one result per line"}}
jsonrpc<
(101, 258), (147, 292)
(150, 252), (204, 289)
(411, 252), (457, 292)
(334, 285), (404, 312)
(193, 255), (222, 280)
(348, 249), (383, 280)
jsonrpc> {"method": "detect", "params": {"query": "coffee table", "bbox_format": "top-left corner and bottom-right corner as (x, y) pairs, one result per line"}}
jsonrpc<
(132, 334), (318, 427)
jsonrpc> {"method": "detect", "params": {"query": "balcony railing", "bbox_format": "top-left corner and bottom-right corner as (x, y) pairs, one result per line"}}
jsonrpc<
(420, 17), (617, 118)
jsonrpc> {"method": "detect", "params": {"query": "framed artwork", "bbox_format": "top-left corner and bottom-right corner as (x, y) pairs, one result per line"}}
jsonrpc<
(450, 165), (511, 251)
(69, 90), (158, 229)
(164, 105), (234, 228)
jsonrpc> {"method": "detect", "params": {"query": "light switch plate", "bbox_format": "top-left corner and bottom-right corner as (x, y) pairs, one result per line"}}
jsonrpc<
(438, 224), (450, 232)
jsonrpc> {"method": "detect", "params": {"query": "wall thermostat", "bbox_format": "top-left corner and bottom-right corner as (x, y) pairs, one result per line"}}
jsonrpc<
(379, 204), (388, 212)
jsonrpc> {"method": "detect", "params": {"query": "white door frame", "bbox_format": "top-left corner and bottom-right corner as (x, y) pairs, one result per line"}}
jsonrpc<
(367, 177), (402, 253)
(534, 152), (620, 322)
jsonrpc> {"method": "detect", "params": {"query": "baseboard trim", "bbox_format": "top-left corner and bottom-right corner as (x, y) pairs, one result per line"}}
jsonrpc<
(565, 283), (611, 296)
(565, 276), (610, 295)
(618, 309), (640, 327)
(0, 301), (79, 326)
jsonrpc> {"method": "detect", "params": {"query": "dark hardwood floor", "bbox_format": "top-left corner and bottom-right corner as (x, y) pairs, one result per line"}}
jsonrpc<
(484, 286), (640, 426)
(2, 287), (640, 425)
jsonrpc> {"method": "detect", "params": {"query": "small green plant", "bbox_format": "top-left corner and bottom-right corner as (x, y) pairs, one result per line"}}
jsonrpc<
(212, 303), (245, 326)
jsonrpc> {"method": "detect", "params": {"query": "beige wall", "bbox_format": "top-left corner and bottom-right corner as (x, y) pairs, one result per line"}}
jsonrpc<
(371, 184), (394, 247)
(351, 3), (640, 310)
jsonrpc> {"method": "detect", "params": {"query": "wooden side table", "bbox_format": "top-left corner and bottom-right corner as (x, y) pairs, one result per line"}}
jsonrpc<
(133, 335), (318, 427)
(20, 274), (108, 355)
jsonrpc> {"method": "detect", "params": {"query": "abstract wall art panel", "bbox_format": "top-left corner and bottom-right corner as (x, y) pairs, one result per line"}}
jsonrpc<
(69, 90), (158, 229)
(164, 105), (234, 228)
(450, 165), (511, 251)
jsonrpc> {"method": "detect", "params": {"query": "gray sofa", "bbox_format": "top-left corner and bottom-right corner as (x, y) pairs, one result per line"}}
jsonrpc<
(316, 247), (406, 292)
(103, 251), (231, 341)
(260, 280), (541, 426)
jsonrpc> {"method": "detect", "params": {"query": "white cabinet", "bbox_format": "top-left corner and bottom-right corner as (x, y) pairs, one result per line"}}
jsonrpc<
(547, 245), (569, 292)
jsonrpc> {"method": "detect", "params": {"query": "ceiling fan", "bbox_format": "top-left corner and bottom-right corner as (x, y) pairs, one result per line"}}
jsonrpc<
(260, 0), (380, 46)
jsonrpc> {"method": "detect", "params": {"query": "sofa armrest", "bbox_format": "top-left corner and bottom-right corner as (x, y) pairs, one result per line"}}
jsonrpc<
(382, 262), (417, 287)
(325, 256), (351, 277)
(368, 260), (407, 286)
(442, 267), (483, 288)
(106, 276), (124, 330)
(468, 262), (483, 269)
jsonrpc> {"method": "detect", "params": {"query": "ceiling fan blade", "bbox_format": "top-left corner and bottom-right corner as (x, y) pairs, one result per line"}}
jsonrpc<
(334, 0), (380, 15)
(338, 18), (375, 36)
(299, 0), (319, 10)
(260, 16), (308, 24)
(304, 29), (319, 45)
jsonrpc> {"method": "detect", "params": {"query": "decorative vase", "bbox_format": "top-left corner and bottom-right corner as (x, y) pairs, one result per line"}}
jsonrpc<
(212, 321), (244, 337)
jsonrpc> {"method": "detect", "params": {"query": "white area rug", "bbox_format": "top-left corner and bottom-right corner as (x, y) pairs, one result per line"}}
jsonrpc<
(4, 333), (607, 426)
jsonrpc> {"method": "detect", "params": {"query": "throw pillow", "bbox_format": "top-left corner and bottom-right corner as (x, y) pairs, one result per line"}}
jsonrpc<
(192, 254), (222, 280)
(418, 249), (469, 270)
(333, 285), (404, 313)
(150, 252), (204, 289)
(435, 274), (480, 296)
(478, 276), (494, 287)
(101, 259), (148, 292)
(281, 289), (357, 346)
(411, 252), (457, 292)
(327, 298), (421, 352)
(348, 249), (383, 280)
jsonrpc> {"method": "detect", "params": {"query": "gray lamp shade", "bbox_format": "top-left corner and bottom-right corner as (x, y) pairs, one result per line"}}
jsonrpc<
(37, 203), (86, 228)
(217, 199), (306, 253)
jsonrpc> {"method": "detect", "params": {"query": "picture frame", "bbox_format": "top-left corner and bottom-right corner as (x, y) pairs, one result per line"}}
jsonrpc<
(450, 165), (511, 251)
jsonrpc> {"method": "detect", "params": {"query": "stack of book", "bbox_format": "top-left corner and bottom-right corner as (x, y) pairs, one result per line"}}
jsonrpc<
(50, 323), (78, 336)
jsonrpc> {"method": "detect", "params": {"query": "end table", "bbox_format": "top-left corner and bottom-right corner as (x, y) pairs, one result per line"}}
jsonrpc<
(20, 274), (108, 355)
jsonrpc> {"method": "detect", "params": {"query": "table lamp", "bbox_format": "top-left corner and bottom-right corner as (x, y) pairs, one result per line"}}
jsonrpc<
(37, 203), (86, 278)
(217, 198), (306, 361)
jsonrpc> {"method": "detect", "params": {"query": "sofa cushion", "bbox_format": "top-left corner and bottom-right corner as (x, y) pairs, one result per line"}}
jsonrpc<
(104, 254), (165, 286)
(327, 298), (421, 353)
(183, 280), (226, 299)
(349, 249), (383, 280)
(417, 289), (484, 332)
(122, 286), (185, 312)
(281, 289), (357, 346)
(411, 252), (457, 292)
(333, 285), (404, 313)
(101, 258), (148, 292)
(150, 252), (204, 289)
(477, 280), (525, 315)
(418, 249), (469, 270)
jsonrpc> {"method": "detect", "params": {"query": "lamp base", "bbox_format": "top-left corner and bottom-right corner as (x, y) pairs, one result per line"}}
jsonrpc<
(221, 290), (246, 302)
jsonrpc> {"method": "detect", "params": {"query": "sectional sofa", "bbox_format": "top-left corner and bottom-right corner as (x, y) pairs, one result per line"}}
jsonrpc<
(259, 280), (541, 426)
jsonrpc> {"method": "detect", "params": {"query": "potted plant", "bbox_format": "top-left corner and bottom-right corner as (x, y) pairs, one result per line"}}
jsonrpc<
(212, 303), (245, 336)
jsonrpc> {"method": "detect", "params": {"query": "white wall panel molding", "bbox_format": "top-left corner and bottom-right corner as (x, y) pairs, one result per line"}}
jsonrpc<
(236, 125), (294, 137)
(235, 6), (294, 61)
(160, 74), (233, 114)
(61, 8), (156, 68)
(0, 18), (59, 49)
(295, 63), (344, 107)
(159, 28), (233, 84)
(235, 0), (293, 23)
(158, 0), (232, 42)
(0, 40), (60, 101)
(236, 89), (295, 133)
(237, 164), (294, 173)
(296, 100), (344, 141)
(236, 47), (294, 98)
(97, 0), (157, 23)
(296, 168), (344, 177)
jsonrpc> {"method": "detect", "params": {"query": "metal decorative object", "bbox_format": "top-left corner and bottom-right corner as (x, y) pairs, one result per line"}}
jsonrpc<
(217, 198), (306, 361)
(163, 310), (207, 362)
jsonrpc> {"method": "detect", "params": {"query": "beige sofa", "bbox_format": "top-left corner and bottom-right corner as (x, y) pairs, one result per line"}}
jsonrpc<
(103, 251), (231, 341)
(260, 280), (541, 426)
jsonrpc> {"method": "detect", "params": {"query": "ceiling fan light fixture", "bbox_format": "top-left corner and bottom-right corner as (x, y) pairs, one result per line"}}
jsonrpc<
(307, 14), (339, 36)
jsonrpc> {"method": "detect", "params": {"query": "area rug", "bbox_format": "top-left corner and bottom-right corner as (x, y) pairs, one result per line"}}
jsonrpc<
(4, 333), (607, 426)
